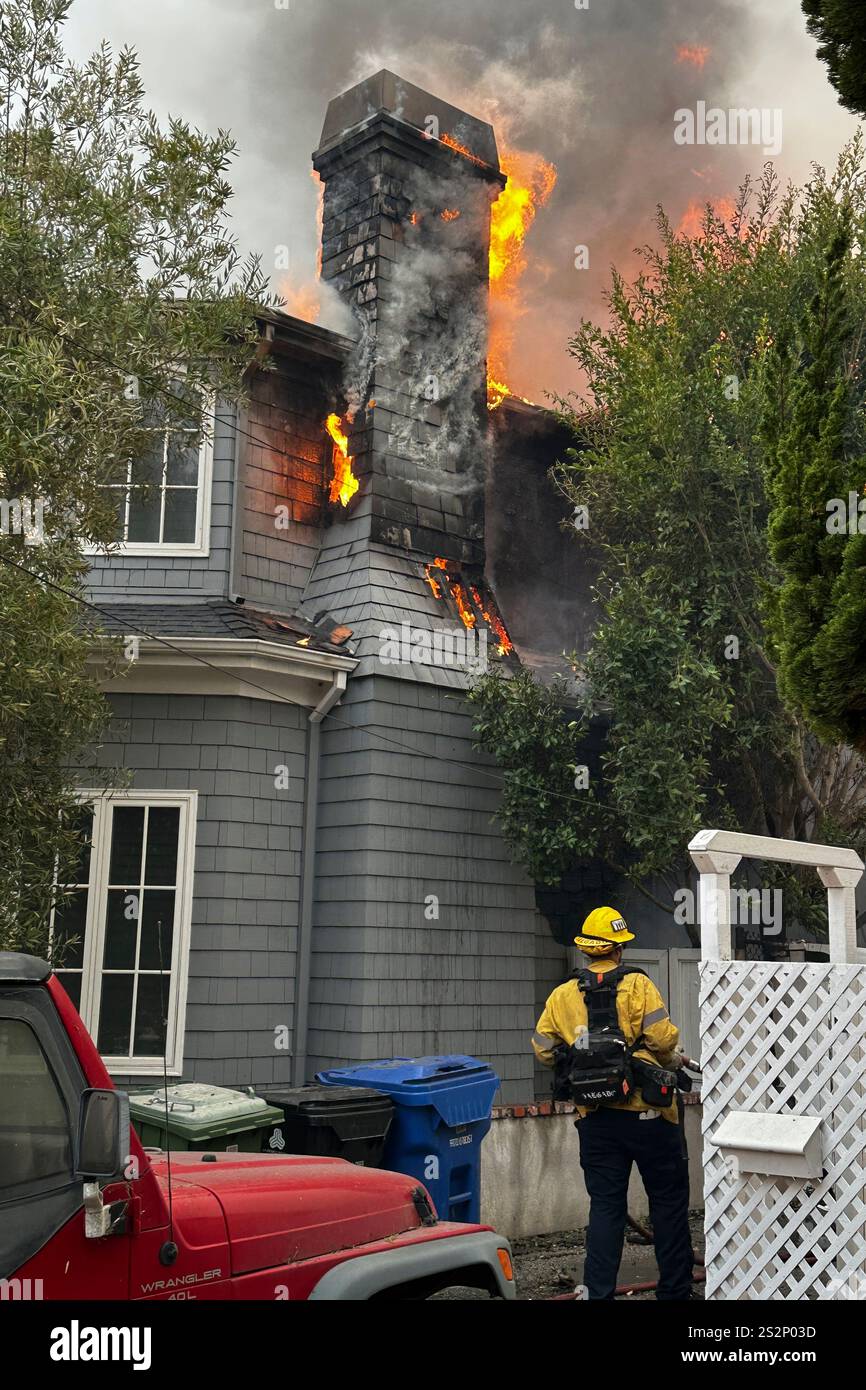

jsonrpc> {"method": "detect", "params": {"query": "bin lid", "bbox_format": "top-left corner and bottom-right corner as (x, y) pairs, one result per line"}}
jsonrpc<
(316, 1056), (499, 1126)
(317, 1056), (492, 1087)
(129, 1083), (283, 1141)
(259, 1085), (393, 1112)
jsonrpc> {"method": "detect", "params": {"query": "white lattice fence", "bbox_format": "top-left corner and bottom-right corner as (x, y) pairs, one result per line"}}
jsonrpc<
(701, 959), (866, 1300)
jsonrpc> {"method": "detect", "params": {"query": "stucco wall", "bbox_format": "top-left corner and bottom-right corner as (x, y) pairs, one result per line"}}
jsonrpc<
(481, 1102), (704, 1240)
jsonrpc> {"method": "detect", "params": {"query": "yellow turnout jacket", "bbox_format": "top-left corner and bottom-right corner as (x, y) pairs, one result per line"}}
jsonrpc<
(533, 956), (681, 1123)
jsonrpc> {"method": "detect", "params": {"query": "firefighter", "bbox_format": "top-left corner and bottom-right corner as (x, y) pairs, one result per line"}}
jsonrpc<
(532, 906), (694, 1300)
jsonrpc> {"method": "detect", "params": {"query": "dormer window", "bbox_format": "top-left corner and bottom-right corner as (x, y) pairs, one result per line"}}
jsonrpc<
(106, 380), (213, 556)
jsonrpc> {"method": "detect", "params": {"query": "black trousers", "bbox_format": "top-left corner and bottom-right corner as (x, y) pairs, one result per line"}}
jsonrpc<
(576, 1107), (694, 1300)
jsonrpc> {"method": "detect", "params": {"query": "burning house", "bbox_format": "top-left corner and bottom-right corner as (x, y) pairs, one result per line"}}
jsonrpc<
(74, 71), (609, 1108)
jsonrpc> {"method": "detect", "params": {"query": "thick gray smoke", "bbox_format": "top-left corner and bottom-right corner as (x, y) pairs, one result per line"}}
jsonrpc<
(66, 0), (860, 403)
(369, 161), (490, 481)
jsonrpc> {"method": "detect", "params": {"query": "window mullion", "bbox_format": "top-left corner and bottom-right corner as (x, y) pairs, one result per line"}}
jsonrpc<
(125, 804), (150, 1063)
(123, 457), (133, 543)
(193, 421), (203, 549)
(157, 429), (168, 544)
(198, 400), (213, 550)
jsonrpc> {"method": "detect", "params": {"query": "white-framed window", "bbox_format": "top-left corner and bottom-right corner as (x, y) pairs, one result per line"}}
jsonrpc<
(99, 380), (213, 557)
(51, 791), (198, 1076)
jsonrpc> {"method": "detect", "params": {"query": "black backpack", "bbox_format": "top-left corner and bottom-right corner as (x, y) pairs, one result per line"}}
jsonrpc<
(552, 964), (647, 1107)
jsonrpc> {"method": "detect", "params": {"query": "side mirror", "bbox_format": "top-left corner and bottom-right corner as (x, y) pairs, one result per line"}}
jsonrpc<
(76, 1088), (130, 1181)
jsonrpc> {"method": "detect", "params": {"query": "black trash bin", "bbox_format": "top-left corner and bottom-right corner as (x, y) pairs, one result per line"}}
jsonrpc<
(258, 1085), (393, 1166)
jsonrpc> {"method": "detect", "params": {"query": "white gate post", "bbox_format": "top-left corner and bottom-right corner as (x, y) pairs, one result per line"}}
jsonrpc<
(817, 866), (862, 964)
(688, 831), (741, 961)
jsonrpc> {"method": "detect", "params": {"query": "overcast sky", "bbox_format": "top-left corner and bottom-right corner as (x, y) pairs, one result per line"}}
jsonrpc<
(64, 0), (861, 402)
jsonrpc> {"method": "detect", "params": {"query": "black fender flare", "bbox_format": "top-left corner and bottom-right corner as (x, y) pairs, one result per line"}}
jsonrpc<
(307, 1231), (515, 1300)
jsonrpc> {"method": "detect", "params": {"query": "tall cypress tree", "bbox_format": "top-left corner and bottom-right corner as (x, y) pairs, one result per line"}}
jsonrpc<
(802, 0), (866, 119)
(763, 215), (866, 748)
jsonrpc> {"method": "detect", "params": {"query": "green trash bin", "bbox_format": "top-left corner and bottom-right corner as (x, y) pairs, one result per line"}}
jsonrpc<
(129, 1083), (284, 1153)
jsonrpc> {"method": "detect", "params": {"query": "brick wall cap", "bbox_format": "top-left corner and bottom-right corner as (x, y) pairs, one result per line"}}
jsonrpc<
(492, 1097), (703, 1119)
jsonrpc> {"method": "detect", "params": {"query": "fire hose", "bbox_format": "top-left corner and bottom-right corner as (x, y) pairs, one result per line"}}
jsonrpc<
(548, 1269), (707, 1300)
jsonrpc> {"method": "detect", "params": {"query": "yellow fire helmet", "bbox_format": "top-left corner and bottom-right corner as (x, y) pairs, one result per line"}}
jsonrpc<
(573, 906), (635, 955)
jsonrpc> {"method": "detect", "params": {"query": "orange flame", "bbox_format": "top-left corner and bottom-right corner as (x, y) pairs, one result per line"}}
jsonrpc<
(676, 44), (710, 69)
(486, 378), (536, 411)
(423, 564), (443, 599)
(470, 586), (513, 655)
(489, 149), (556, 285)
(440, 132), (491, 169)
(450, 582), (476, 630)
(441, 208), (461, 222)
(313, 169), (323, 279)
(676, 196), (737, 240)
(280, 281), (321, 322)
(279, 171), (324, 324)
(426, 559), (513, 653)
(325, 413), (359, 507)
(487, 377), (512, 411)
(488, 145), (557, 405)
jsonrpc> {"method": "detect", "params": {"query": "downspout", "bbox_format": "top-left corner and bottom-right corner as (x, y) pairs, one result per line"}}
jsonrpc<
(292, 668), (347, 1086)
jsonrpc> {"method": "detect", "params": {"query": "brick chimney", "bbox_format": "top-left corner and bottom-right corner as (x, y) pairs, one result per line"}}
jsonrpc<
(312, 71), (505, 565)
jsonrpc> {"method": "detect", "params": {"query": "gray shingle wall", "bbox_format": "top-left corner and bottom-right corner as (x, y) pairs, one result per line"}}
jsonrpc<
(301, 539), (488, 684)
(239, 359), (337, 611)
(86, 400), (236, 599)
(307, 673), (545, 1104)
(90, 691), (306, 1090)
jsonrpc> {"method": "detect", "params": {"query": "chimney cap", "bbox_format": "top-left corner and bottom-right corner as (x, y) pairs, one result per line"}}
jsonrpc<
(316, 69), (500, 171)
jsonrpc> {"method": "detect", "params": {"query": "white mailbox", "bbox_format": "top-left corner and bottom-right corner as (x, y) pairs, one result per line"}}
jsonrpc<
(709, 1111), (823, 1179)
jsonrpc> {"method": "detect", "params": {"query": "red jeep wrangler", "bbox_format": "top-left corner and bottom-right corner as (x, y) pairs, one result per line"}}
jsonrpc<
(0, 954), (515, 1300)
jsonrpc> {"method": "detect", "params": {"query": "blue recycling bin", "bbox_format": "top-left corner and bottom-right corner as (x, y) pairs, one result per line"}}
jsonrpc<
(316, 1055), (499, 1224)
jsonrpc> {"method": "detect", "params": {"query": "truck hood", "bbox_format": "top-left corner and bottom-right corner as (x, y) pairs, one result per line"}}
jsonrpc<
(148, 1151), (427, 1275)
